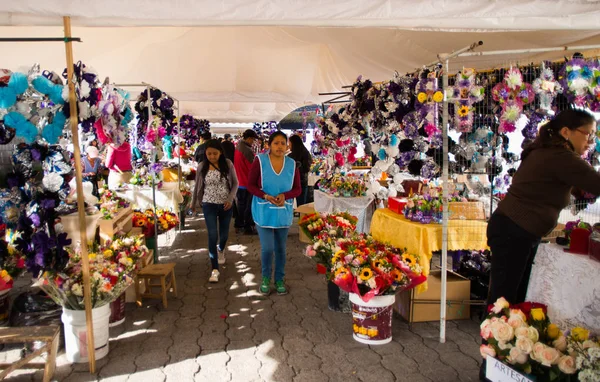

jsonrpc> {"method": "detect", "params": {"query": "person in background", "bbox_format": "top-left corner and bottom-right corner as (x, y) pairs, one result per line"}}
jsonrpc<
(480, 108), (600, 379)
(288, 134), (312, 206)
(234, 129), (259, 235)
(194, 132), (213, 163)
(221, 134), (235, 164)
(247, 131), (301, 295)
(105, 141), (133, 189)
(191, 139), (238, 283)
(82, 146), (102, 197)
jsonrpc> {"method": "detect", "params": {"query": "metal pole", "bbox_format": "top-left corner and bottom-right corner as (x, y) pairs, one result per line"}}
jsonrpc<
(147, 86), (159, 263)
(63, 16), (96, 372)
(440, 58), (450, 344)
(457, 43), (600, 57)
(176, 100), (182, 233)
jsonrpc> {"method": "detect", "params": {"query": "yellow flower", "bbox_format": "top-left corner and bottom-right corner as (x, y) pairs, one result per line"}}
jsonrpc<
(571, 327), (590, 342)
(432, 91), (444, 103)
(417, 92), (427, 103)
(0, 270), (7, 278)
(402, 253), (417, 266)
(334, 267), (349, 278)
(546, 324), (560, 340)
(457, 105), (470, 117)
(103, 249), (114, 258)
(88, 252), (97, 260)
(359, 268), (373, 281)
(530, 308), (545, 321)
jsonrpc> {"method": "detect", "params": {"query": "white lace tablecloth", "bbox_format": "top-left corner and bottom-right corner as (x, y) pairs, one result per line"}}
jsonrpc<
(526, 243), (600, 333)
(313, 190), (375, 233)
(115, 182), (183, 212)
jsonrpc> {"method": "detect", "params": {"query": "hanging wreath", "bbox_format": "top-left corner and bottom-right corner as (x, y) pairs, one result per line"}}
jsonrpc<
(491, 67), (535, 133)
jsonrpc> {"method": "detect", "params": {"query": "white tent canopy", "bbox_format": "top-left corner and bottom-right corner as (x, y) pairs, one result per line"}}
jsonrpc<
(1, 1), (600, 122)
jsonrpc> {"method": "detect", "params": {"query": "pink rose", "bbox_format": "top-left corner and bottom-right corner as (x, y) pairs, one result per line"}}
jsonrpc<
(514, 326), (529, 339)
(509, 347), (528, 365)
(539, 347), (561, 367)
(305, 247), (316, 257)
(491, 297), (509, 314)
(480, 319), (492, 340)
(531, 342), (547, 362)
(515, 337), (534, 354)
(557, 355), (577, 374)
(553, 336), (567, 352)
(491, 321), (514, 343)
(480, 344), (496, 360)
(507, 314), (526, 329)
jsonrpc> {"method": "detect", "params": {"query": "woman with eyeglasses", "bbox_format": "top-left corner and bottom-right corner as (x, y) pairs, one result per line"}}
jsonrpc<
(487, 109), (600, 306)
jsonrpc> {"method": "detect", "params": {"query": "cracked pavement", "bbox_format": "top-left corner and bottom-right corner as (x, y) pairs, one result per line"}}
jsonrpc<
(2, 215), (484, 381)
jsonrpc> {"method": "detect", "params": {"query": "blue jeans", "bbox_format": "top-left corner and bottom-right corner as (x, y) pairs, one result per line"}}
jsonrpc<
(202, 203), (233, 270)
(256, 226), (289, 282)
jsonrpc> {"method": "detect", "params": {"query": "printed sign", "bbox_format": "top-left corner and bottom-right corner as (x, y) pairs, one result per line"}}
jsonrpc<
(486, 357), (534, 382)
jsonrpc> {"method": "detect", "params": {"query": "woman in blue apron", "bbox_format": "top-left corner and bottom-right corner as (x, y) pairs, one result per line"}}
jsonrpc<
(247, 131), (301, 295)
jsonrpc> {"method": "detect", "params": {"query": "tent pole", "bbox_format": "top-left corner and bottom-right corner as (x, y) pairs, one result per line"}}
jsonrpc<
(177, 100), (182, 233)
(147, 86), (160, 264)
(457, 43), (600, 57)
(440, 58), (450, 344)
(63, 15), (96, 373)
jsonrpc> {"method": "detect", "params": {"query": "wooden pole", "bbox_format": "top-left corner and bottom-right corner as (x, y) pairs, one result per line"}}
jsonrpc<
(63, 16), (96, 373)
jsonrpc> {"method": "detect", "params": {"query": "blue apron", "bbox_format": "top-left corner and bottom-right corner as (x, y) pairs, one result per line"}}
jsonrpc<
(252, 153), (295, 228)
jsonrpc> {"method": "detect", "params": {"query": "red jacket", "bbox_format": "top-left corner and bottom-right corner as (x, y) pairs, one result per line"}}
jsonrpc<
(234, 141), (255, 187)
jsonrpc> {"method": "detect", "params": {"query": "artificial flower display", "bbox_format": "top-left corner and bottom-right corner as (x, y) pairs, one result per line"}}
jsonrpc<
(559, 58), (596, 110)
(446, 68), (485, 132)
(492, 67), (535, 133)
(402, 187), (466, 224)
(481, 297), (594, 381)
(532, 61), (563, 114)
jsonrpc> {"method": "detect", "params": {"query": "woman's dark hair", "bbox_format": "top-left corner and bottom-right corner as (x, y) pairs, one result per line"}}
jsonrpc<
(289, 135), (307, 157)
(268, 130), (287, 145)
(201, 139), (229, 180)
(521, 109), (597, 160)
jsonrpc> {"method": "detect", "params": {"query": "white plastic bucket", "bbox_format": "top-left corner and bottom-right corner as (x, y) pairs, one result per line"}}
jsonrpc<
(349, 293), (395, 345)
(61, 304), (111, 363)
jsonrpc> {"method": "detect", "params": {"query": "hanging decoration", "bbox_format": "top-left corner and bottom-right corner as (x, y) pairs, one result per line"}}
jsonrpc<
(559, 58), (594, 109)
(178, 114), (210, 147)
(446, 68), (485, 132)
(133, 87), (176, 150)
(491, 67), (535, 133)
(94, 85), (131, 147)
(414, 75), (443, 137)
(61, 61), (101, 133)
(532, 61), (563, 114)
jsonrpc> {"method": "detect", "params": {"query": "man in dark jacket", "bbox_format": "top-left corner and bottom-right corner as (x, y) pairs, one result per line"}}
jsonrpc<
(234, 129), (259, 234)
(221, 134), (235, 164)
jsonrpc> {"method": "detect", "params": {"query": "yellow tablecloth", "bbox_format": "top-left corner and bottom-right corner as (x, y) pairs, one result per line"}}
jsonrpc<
(370, 208), (488, 292)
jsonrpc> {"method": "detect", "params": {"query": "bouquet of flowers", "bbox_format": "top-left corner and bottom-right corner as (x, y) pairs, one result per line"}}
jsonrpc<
(568, 329), (600, 382)
(179, 184), (192, 212)
(298, 212), (357, 242)
(403, 187), (465, 224)
(301, 212), (426, 302)
(352, 156), (372, 167)
(35, 235), (149, 309)
(319, 173), (367, 197)
(329, 234), (426, 301)
(133, 209), (178, 237)
(99, 188), (130, 220)
(480, 297), (585, 381)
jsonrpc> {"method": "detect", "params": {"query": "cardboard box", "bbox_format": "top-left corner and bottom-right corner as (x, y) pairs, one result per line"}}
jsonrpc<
(395, 270), (471, 322)
(448, 201), (485, 220)
(295, 202), (315, 244)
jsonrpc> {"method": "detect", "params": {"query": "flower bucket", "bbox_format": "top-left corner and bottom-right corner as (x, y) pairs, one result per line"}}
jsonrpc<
(61, 304), (110, 363)
(146, 236), (158, 253)
(0, 289), (10, 326)
(349, 293), (395, 345)
(109, 293), (126, 327)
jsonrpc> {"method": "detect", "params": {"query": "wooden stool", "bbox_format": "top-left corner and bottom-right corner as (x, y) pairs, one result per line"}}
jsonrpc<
(0, 325), (60, 382)
(136, 263), (177, 308)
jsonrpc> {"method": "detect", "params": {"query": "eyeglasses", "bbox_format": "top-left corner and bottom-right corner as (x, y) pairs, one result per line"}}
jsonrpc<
(575, 129), (597, 143)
